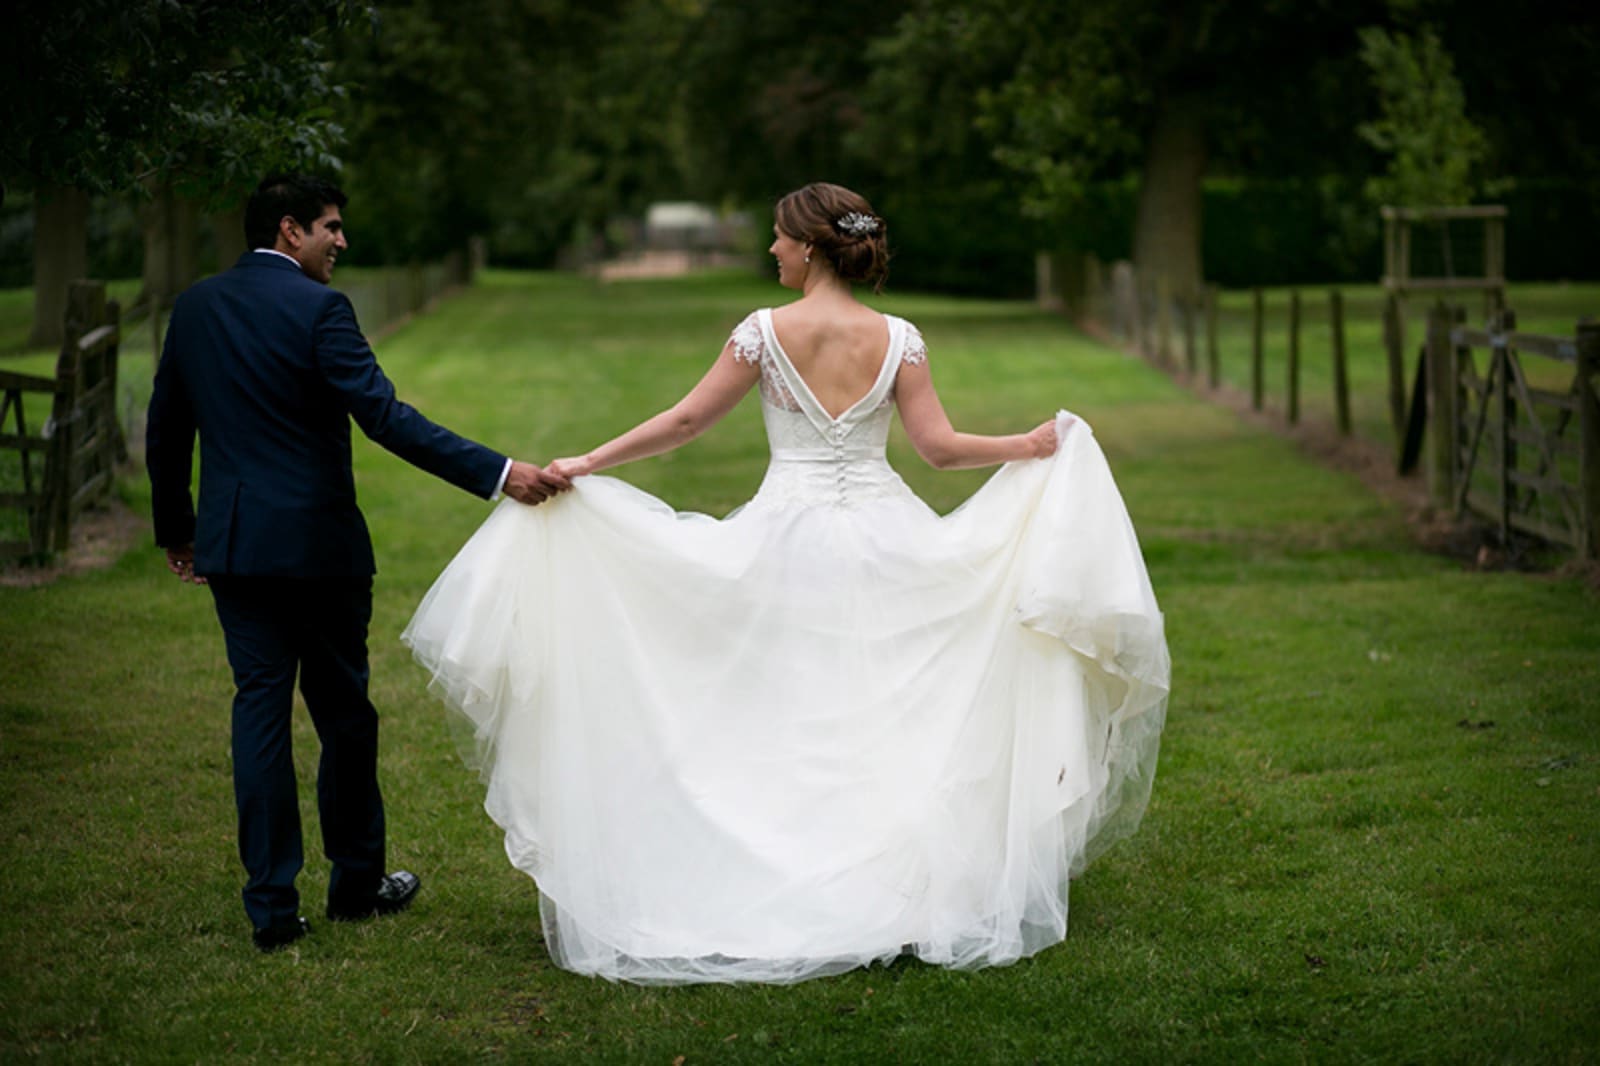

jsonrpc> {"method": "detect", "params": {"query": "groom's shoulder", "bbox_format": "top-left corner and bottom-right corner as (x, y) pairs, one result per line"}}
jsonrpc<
(235, 256), (347, 308)
(226, 252), (331, 291)
(178, 259), (347, 329)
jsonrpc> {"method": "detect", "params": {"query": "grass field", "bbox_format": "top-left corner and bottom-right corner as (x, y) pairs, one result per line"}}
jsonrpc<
(2, 271), (1597, 1063)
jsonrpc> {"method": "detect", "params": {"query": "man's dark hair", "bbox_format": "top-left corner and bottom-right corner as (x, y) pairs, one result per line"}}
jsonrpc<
(244, 174), (348, 250)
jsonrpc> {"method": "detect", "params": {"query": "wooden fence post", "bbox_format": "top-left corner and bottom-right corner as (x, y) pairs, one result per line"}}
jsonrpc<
(1287, 289), (1301, 424)
(1205, 284), (1220, 389)
(1181, 287), (1197, 377)
(1384, 291), (1406, 435)
(106, 299), (127, 461)
(1577, 318), (1600, 561)
(1494, 309), (1516, 544)
(1085, 256), (1104, 328)
(1132, 270), (1145, 356)
(1424, 303), (1458, 508)
(1034, 252), (1064, 312)
(49, 282), (104, 550)
(1108, 261), (1128, 344)
(1251, 288), (1264, 410)
(1330, 289), (1351, 436)
(1156, 275), (1173, 368)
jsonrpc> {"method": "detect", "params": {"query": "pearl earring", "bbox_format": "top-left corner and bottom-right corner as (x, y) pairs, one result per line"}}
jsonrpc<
(804, 254), (811, 263)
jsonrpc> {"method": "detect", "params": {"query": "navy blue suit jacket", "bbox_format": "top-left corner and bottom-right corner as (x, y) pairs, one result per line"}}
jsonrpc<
(146, 251), (506, 576)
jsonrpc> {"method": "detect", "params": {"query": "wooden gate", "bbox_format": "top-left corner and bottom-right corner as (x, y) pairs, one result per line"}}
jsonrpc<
(1425, 306), (1600, 558)
(0, 281), (124, 561)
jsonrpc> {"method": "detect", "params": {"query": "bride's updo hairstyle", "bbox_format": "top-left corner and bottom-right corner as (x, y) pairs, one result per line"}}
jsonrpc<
(775, 182), (890, 292)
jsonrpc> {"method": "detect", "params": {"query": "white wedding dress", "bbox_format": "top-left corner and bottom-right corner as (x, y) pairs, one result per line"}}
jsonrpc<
(402, 309), (1169, 985)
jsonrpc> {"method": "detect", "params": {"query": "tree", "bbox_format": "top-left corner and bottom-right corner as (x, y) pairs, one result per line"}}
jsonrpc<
(329, 0), (677, 267)
(2, 0), (362, 342)
(27, 186), (90, 348)
(862, 0), (1390, 292)
(326, 0), (918, 269)
(849, 6), (1052, 293)
(672, 0), (911, 204)
(1357, 27), (1490, 209)
(1420, 0), (1600, 193)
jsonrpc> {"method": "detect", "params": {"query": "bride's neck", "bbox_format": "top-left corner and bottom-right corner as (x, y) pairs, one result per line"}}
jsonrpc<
(800, 272), (853, 301)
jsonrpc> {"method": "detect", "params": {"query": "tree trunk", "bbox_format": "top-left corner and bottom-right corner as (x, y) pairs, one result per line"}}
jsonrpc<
(28, 184), (90, 349)
(139, 181), (202, 310)
(209, 203), (247, 272)
(1132, 94), (1206, 296)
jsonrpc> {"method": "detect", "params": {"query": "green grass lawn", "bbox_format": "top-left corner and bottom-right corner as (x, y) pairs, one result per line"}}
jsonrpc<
(2, 270), (1597, 1063)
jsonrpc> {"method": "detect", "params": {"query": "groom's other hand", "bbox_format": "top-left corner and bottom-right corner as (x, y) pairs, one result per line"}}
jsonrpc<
(165, 544), (208, 585)
(504, 460), (571, 505)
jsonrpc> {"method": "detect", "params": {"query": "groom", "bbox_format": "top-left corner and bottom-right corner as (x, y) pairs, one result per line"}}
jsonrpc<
(146, 173), (569, 952)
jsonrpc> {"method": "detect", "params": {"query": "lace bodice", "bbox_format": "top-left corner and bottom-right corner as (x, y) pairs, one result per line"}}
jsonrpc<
(729, 310), (926, 416)
(726, 308), (927, 512)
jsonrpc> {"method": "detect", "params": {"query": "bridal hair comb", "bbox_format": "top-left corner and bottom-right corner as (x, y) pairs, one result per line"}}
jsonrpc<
(835, 212), (881, 237)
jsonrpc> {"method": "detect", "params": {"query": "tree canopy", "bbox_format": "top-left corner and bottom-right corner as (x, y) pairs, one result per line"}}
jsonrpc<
(1358, 27), (1492, 209)
(7, 0), (1598, 292)
(2, 0), (364, 203)
(853, 0), (1403, 290)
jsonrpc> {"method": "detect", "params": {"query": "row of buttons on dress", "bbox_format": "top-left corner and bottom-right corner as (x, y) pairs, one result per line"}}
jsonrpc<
(831, 424), (850, 505)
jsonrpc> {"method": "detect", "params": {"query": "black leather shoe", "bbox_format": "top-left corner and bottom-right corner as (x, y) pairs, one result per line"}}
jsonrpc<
(252, 916), (310, 953)
(326, 870), (421, 922)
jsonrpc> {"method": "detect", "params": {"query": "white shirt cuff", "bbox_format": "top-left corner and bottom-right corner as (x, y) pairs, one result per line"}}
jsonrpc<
(490, 458), (512, 501)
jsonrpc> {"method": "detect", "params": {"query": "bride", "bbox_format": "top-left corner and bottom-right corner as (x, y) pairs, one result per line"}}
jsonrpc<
(403, 182), (1169, 985)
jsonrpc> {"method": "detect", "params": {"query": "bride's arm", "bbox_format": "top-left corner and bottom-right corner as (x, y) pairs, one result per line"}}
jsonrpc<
(549, 343), (760, 477)
(895, 360), (1057, 470)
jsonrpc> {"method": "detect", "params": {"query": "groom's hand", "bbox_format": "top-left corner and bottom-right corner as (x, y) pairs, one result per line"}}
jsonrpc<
(164, 544), (207, 585)
(504, 460), (571, 505)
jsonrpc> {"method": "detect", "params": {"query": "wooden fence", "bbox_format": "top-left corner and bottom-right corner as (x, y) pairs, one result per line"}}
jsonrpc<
(1080, 255), (1355, 435)
(1067, 253), (1599, 558)
(1421, 307), (1599, 558)
(0, 281), (124, 560)
(339, 251), (473, 340)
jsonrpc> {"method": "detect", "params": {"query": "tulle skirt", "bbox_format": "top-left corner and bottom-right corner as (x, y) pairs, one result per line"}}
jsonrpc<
(403, 417), (1168, 984)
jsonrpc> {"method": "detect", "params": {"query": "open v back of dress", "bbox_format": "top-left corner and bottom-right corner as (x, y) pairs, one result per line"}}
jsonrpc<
(758, 305), (902, 425)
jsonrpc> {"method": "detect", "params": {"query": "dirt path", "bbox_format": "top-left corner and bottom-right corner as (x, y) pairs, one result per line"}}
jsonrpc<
(0, 498), (147, 588)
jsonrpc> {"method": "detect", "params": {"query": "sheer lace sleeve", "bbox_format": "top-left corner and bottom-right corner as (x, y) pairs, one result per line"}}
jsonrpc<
(728, 312), (764, 366)
(901, 321), (928, 366)
(728, 309), (803, 411)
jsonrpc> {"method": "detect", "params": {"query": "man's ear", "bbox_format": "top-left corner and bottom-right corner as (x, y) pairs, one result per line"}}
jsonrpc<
(278, 215), (301, 249)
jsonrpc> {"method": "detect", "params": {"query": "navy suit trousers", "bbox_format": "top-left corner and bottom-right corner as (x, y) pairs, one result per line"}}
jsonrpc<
(209, 576), (386, 929)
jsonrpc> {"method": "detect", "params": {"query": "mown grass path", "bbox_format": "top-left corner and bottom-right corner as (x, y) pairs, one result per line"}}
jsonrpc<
(3, 271), (1596, 1063)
